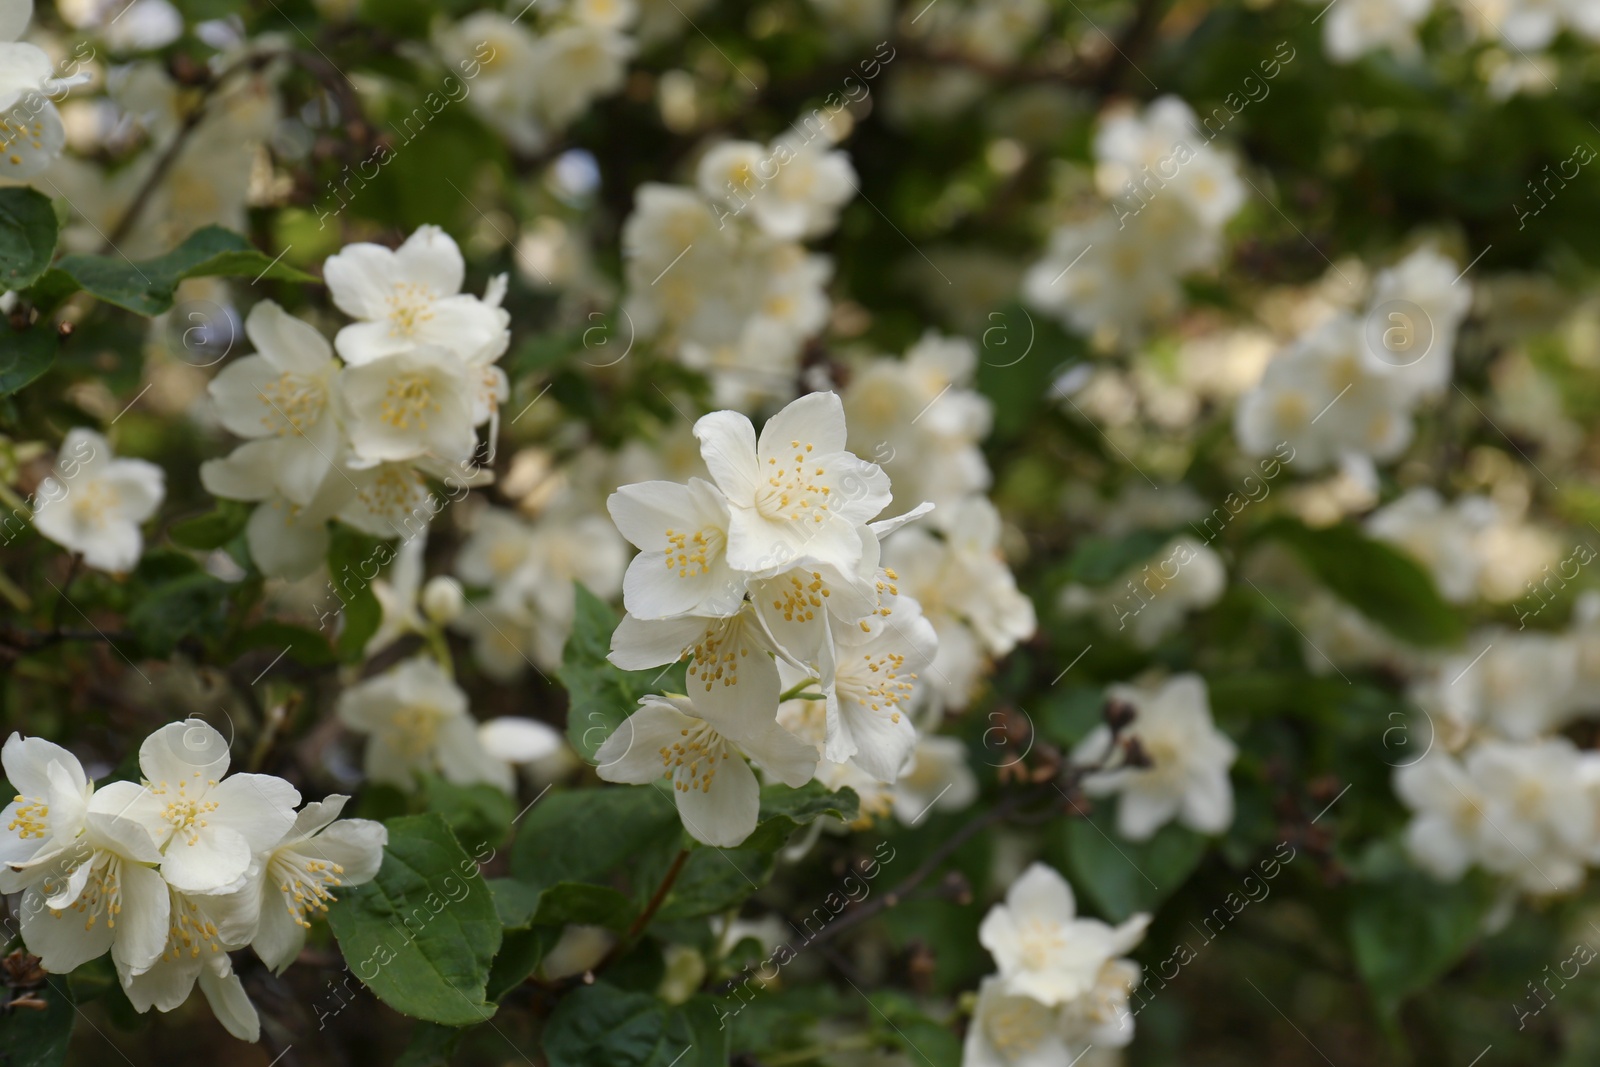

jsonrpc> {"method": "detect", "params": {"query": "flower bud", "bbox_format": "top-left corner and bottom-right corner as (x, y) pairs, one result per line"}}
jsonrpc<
(421, 576), (464, 624)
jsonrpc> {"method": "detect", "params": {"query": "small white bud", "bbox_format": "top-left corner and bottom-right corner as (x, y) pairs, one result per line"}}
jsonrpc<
(421, 576), (464, 624)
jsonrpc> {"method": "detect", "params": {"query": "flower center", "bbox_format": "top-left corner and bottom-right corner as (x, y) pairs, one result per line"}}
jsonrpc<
(47, 850), (122, 932)
(387, 282), (437, 336)
(356, 464), (426, 522)
(393, 704), (444, 757)
(986, 994), (1052, 1053)
(68, 481), (118, 526)
(0, 110), (46, 169)
(663, 525), (723, 579)
(767, 570), (826, 622)
(685, 615), (752, 693)
(381, 373), (442, 431)
(755, 440), (834, 525)
(148, 777), (221, 846)
(658, 720), (732, 794)
(163, 893), (224, 961)
(270, 848), (347, 930)
(839, 647), (916, 725)
(1016, 917), (1068, 972)
(259, 372), (325, 436)
(8, 795), (49, 839)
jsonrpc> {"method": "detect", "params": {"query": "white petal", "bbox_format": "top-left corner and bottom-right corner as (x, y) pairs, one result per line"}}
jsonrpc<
(693, 410), (761, 502)
(3, 733), (84, 799)
(595, 701), (694, 784)
(676, 751), (759, 848)
(758, 391), (847, 457)
(21, 884), (114, 972)
(138, 720), (231, 789)
(735, 719), (818, 788)
(159, 825), (252, 894)
(198, 962), (261, 1042)
(207, 774), (301, 850)
(110, 860), (170, 974)
(244, 300), (333, 374)
(476, 718), (563, 763)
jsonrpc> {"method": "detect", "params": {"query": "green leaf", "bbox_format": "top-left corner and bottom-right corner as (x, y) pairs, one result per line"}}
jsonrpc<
(743, 782), (859, 851)
(543, 983), (730, 1067)
(1062, 529), (1174, 586)
(226, 620), (336, 669)
(167, 499), (251, 550)
(396, 1021), (466, 1067)
(127, 571), (231, 657)
(327, 813), (502, 1026)
(0, 323), (56, 397)
(510, 786), (680, 894)
(0, 977), (75, 1067)
(0, 187), (59, 290)
(1258, 518), (1465, 647)
(560, 585), (683, 762)
(52, 226), (316, 316)
(1348, 866), (1497, 1019)
(423, 774), (514, 854)
(484, 925), (562, 1001)
(1061, 807), (1208, 922)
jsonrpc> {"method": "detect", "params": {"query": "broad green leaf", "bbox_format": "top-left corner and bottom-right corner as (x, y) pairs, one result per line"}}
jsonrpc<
(0, 187), (58, 290)
(484, 925), (562, 1002)
(327, 813), (502, 1026)
(489, 875), (635, 932)
(1258, 518), (1465, 647)
(52, 226), (315, 316)
(510, 785), (680, 895)
(1062, 528), (1174, 586)
(1062, 806), (1208, 922)
(0, 324), (55, 397)
(560, 584), (683, 761)
(226, 620), (337, 669)
(0, 976), (75, 1067)
(1348, 866), (1498, 1019)
(543, 983), (730, 1067)
(167, 499), (251, 550)
(128, 571), (231, 657)
(423, 774), (514, 854)
(396, 1021), (465, 1067)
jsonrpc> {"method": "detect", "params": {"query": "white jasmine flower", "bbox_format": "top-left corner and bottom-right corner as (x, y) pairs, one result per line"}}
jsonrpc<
(93, 721), (301, 895)
(608, 478), (744, 620)
(1059, 958), (1142, 1053)
(1394, 751), (1488, 882)
(0, 0), (80, 180)
(1366, 245), (1472, 400)
(962, 977), (1073, 1067)
(1074, 674), (1237, 841)
(1365, 489), (1494, 604)
(1471, 738), (1594, 893)
(117, 881), (262, 1042)
(1, 733), (93, 891)
(16, 808), (168, 976)
(807, 602), (937, 781)
(693, 391), (891, 574)
(594, 693), (818, 848)
(341, 345), (478, 466)
(207, 301), (342, 506)
(891, 735), (978, 825)
(611, 604), (782, 727)
(977, 862), (1150, 1006)
(323, 225), (511, 367)
(746, 134), (857, 241)
(1321, 0), (1432, 62)
(1093, 96), (1244, 231)
(32, 427), (165, 574)
(532, 25), (635, 129)
(435, 14), (546, 152)
(336, 655), (537, 792)
(248, 795), (387, 974)
(199, 439), (350, 579)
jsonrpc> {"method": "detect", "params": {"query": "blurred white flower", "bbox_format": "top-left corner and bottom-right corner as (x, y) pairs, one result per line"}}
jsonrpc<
(1075, 674), (1237, 841)
(32, 428), (165, 574)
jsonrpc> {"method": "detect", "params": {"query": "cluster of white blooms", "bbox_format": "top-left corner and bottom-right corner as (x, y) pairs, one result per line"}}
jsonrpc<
(1234, 245), (1472, 478)
(1075, 674), (1237, 842)
(905, 0), (1052, 65)
(30, 427), (165, 574)
(1, 724), (386, 1041)
(595, 391), (948, 847)
(964, 862), (1148, 1067)
(1024, 96), (1245, 348)
(432, 0), (635, 156)
(0, 0), (88, 180)
(451, 501), (627, 677)
(1395, 591), (1600, 894)
(621, 118), (856, 410)
(839, 331), (1037, 710)
(1365, 487), (1563, 606)
(200, 226), (510, 579)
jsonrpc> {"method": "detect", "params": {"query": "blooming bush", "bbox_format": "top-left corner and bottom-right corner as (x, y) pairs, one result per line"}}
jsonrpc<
(6, 0), (1600, 1064)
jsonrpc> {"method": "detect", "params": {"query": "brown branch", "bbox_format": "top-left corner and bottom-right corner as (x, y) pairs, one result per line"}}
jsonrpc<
(627, 847), (691, 943)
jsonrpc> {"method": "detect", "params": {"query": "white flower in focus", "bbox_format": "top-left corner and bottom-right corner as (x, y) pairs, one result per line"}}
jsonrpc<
(608, 478), (743, 620)
(1074, 674), (1237, 841)
(810, 604), (938, 782)
(94, 721), (301, 895)
(977, 862), (1150, 1006)
(611, 604), (782, 727)
(207, 301), (342, 505)
(693, 391), (891, 574)
(337, 655), (506, 790)
(249, 794), (387, 974)
(594, 693), (818, 848)
(32, 428), (165, 574)
(341, 345), (478, 466)
(1, 733), (93, 892)
(323, 225), (511, 367)
(117, 882), (262, 1042)
(0, 0), (79, 180)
